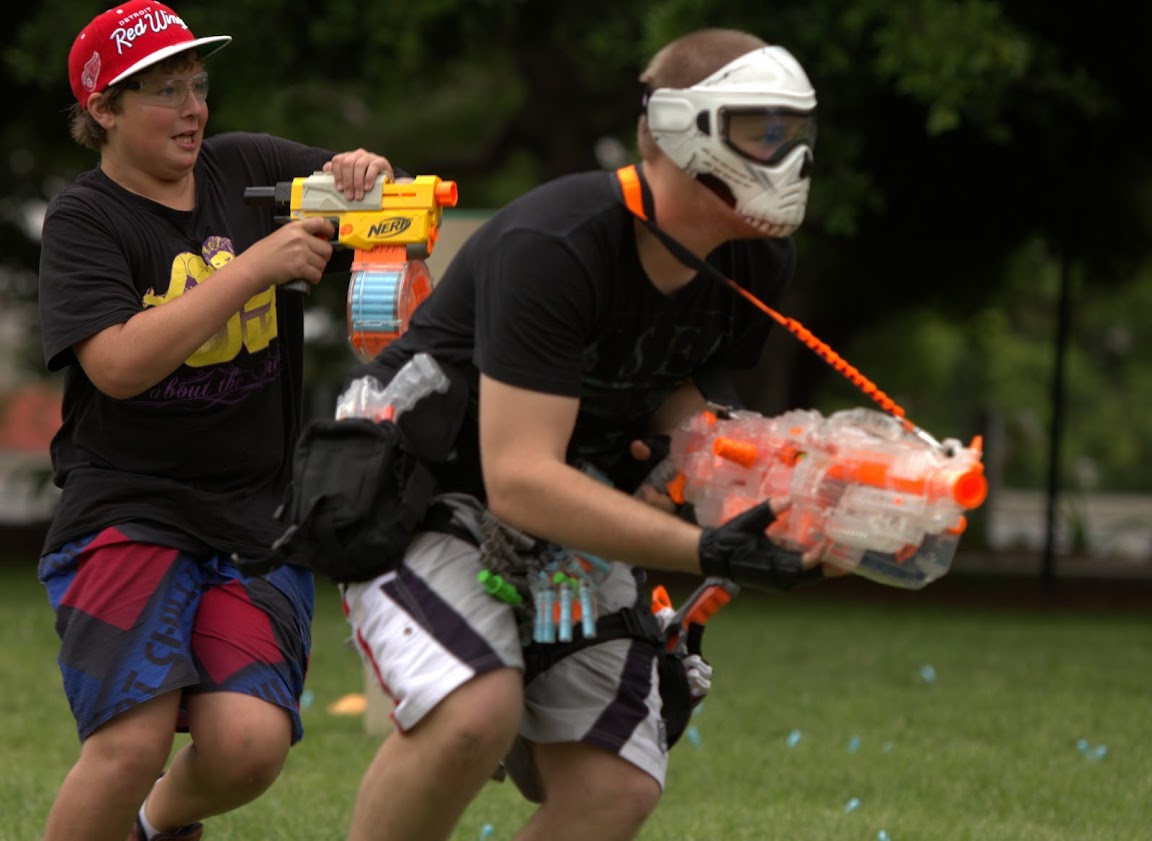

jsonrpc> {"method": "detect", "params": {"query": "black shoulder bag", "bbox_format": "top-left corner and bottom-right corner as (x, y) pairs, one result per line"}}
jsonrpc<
(246, 358), (470, 583)
(268, 416), (438, 583)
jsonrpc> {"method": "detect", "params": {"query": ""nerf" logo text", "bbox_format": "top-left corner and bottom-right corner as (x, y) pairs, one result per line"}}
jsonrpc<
(369, 217), (413, 238)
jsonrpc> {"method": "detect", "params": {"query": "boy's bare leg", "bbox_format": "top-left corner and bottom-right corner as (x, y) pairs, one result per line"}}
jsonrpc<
(144, 692), (292, 829)
(43, 693), (180, 841)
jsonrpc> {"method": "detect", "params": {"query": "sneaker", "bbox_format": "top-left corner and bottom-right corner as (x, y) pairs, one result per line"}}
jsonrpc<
(127, 816), (204, 841)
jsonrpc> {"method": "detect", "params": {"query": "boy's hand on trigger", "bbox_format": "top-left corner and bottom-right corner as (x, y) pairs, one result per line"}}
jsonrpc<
(236, 216), (335, 291)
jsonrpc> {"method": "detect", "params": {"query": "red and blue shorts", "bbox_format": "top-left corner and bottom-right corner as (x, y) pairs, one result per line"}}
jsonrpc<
(38, 527), (314, 744)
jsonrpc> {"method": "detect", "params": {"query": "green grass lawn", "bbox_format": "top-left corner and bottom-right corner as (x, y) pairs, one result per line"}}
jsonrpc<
(2, 561), (1149, 840)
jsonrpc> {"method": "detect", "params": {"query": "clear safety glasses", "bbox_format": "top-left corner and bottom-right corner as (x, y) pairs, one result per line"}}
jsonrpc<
(720, 108), (816, 166)
(123, 72), (210, 109)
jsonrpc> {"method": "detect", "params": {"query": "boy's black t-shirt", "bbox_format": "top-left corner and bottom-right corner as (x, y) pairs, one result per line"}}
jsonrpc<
(38, 132), (343, 558)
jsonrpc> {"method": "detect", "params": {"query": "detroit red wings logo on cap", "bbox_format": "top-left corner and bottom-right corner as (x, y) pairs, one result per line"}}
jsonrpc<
(81, 52), (102, 95)
(103, 3), (191, 58)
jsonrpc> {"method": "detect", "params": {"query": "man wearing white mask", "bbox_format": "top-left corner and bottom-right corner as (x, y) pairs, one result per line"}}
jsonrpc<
(334, 28), (828, 841)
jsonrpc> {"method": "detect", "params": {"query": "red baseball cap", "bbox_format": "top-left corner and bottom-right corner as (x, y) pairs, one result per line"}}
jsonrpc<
(68, 1), (231, 109)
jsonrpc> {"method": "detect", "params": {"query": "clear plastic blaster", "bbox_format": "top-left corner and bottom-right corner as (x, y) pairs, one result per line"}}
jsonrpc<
(667, 407), (989, 589)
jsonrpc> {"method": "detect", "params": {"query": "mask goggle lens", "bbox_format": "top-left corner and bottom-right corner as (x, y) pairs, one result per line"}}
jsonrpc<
(721, 108), (816, 165)
(124, 72), (210, 109)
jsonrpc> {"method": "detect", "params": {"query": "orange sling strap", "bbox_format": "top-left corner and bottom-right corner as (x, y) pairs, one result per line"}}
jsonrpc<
(612, 164), (928, 438)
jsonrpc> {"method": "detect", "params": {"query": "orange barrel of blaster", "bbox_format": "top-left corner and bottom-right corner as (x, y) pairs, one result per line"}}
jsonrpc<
(409, 178), (458, 257)
(713, 436), (759, 467)
(824, 454), (989, 510)
(951, 436), (990, 509)
(347, 248), (433, 362)
(427, 180), (458, 254)
(434, 178), (458, 207)
(949, 468), (989, 509)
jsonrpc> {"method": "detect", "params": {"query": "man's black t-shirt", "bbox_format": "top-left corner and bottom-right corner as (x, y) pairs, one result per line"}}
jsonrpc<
(351, 169), (794, 494)
(38, 132), (341, 558)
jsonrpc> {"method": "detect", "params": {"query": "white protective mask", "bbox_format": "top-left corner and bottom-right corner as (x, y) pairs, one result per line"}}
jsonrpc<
(645, 45), (817, 236)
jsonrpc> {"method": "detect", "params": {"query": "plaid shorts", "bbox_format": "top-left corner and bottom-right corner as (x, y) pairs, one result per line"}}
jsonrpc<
(39, 527), (314, 743)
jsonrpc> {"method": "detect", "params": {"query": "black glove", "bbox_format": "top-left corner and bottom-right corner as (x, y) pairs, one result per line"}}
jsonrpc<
(698, 502), (822, 591)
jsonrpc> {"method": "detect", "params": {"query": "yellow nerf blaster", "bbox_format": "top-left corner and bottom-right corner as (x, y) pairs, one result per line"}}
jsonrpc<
(244, 172), (458, 360)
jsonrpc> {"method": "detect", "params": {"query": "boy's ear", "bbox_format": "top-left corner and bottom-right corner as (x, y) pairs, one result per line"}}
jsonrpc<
(87, 93), (118, 129)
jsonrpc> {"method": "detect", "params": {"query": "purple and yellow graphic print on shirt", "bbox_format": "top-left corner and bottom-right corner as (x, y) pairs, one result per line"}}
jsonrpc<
(137, 235), (282, 407)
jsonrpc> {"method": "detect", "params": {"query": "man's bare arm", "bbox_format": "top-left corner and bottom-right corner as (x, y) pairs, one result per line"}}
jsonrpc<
(478, 374), (704, 574)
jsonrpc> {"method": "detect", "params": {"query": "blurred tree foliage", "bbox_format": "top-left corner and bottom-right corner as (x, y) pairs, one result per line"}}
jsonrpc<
(3, 0), (1149, 491)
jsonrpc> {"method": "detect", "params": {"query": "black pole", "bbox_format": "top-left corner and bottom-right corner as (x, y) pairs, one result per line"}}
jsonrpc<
(1040, 252), (1072, 588)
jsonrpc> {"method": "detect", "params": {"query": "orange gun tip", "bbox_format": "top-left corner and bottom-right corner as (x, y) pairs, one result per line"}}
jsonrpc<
(953, 470), (988, 509)
(436, 180), (458, 207)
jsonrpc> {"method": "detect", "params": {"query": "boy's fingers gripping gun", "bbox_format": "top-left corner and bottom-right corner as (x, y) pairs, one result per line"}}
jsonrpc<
(667, 407), (988, 590)
(244, 172), (458, 360)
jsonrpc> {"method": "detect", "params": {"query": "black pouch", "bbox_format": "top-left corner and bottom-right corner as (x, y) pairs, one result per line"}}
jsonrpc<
(270, 417), (437, 583)
(257, 357), (472, 583)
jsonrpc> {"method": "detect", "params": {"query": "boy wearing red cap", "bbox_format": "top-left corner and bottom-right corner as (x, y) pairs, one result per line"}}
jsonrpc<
(37, 3), (394, 840)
